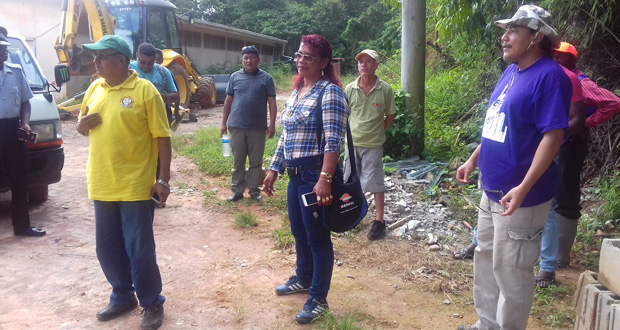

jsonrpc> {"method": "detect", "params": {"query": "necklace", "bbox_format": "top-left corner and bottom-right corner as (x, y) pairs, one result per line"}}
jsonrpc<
(506, 65), (518, 94)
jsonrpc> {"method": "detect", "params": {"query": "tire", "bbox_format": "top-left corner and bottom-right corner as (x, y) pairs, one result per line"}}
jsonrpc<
(197, 77), (216, 108)
(167, 61), (191, 108)
(28, 186), (49, 204)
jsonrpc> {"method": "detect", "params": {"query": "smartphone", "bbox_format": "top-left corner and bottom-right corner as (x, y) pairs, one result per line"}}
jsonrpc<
(16, 128), (37, 143)
(302, 192), (318, 207)
(151, 192), (160, 204)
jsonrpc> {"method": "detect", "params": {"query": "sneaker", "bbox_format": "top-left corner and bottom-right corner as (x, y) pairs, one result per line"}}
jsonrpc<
(227, 194), (243, 202)
(367, 220), (386, 240)
(250, 194), (262, 201)
(296, 298), (328, 324)
(275, 275), (310, 295)
(141, 304), (164, 330)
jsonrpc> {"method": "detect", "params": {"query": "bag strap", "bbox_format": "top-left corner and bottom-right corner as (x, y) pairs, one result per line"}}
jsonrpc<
(314, 85), (358, 181)
(156, 64), (168, 88)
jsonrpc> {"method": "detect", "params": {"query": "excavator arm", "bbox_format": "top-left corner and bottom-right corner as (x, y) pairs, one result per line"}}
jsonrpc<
(55, 0), (116, 75)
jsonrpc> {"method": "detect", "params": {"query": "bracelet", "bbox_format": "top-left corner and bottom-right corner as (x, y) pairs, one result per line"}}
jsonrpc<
(157, 179), (170, 189)
(319, 177), (331, 183)
(320, 171), (333, 179)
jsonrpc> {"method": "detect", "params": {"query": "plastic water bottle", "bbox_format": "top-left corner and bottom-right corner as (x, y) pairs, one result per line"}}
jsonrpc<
(222, 134), (231, 157)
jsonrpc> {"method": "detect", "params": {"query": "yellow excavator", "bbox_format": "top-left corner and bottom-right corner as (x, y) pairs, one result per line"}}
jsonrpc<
(55, 0), (215, 112)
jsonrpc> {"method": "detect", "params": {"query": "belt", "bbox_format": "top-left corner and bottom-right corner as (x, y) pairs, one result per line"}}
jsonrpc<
(285, 162), (322, 176)
(0, 117), (19, 127)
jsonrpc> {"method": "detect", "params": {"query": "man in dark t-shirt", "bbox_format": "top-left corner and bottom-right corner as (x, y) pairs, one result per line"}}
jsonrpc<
(221, 46), (277, 201)
(455, 5), (571, 330)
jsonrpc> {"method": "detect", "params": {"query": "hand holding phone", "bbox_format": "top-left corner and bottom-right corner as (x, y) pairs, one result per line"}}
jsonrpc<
(16, 128), (37, 143)
(302, 192), (318, 207)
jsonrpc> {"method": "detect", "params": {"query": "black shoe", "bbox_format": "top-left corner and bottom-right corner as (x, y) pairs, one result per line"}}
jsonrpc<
(141, 304), (164, 330)
(227, 194), (243, 202)
(367, 220), (386, 240)
(14, 227), (46, 237)
(275, 275), (310, 295)
(296, 298), (328, 324)
(250, 194), (262, 201)
(96, 297), (138, 321)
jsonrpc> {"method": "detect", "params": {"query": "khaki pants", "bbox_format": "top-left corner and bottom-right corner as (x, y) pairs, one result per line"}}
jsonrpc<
(473, 194), (550, 330)
(229, 127), (266, 197)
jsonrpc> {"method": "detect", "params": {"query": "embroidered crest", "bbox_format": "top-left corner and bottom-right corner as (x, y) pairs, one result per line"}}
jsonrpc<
(120, 96), (134, 109)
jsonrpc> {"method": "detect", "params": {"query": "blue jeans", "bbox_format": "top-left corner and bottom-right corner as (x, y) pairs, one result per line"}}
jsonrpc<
(539, 206), (558, 272)
(286, 156), (342, 301)
(94, 200), (165, 307)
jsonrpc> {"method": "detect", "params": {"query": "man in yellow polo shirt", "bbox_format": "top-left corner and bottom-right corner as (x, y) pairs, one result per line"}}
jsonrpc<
(344, 49), (396, 240)
(76, 35), (170, 330)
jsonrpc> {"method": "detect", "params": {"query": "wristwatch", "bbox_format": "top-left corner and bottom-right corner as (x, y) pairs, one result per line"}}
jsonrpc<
(157, 179), (170, 189)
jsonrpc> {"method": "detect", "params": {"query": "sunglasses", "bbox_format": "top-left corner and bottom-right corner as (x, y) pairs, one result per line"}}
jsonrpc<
(294, 52), (320, 63)
(94, 52), (121, 61)
(461, 189), (505, 214)
(242, 45), (257, 51)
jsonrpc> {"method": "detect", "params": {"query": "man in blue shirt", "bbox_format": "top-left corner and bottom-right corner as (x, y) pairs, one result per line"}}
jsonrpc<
(456, 5), (571, 330)
(221, 46), (277, 202)
(130, 43), (178, 124)
(0, 33), (46, 237)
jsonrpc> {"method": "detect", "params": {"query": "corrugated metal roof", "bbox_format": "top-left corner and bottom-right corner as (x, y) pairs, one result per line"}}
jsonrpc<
(178, 17), (287, 45)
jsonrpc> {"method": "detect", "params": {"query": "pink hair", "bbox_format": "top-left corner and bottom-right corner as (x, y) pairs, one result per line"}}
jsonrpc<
(292, 34), (342, 89)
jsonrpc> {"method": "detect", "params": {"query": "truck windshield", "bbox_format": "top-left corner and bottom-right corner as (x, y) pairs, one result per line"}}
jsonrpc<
(109, 6), (143, 56)
(6, 37), (46, 91)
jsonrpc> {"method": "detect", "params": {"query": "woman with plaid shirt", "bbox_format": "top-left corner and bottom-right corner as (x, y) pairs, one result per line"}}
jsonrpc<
(263, 34), (349, 324)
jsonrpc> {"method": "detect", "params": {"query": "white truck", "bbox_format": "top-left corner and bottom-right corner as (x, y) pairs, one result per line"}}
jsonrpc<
(1, 35), (70, 202)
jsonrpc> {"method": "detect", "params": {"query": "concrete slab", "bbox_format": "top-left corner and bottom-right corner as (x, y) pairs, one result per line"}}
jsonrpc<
(599, 239), (620, 296)
(576, 284), (608, 330)
(576, 271), (600, 309)
(595, 291), (620, 330)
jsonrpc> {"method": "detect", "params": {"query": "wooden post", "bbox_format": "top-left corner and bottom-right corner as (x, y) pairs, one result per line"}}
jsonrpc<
(401, 0), (425, 156)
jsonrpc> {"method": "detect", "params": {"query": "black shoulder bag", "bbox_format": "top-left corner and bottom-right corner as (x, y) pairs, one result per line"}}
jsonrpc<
(314, 86), (368, 232)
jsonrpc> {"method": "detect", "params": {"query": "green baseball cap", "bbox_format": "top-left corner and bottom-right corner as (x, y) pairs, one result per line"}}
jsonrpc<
(82, 35), (132, 60)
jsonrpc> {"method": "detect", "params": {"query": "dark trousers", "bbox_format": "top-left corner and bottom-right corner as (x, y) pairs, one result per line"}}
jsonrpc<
(286, 156), (342, 301)
(94, 200), (165, 307)
(554, 132), (588, 220)
(0, 118), (31, 231)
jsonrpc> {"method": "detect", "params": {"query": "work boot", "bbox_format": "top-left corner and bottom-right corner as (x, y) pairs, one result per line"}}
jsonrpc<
(556, 213), (579, 267)
(141, 304), (164, 330)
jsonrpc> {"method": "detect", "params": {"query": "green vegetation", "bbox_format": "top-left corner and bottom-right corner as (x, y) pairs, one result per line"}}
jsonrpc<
(273, 225), (295, 250)
(316, 312), (363, 330)
(234, 211), (258, 228)
(532, 284), (576, 328)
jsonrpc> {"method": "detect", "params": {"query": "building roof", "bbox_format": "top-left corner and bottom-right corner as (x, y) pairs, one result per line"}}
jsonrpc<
(178, 17), (287, 46)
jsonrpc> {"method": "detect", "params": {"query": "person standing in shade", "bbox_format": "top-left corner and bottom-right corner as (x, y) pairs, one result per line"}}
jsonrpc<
(456, 5), (571, 330)
(0, 33), (46, 237)
(221, 45), (277, 202)
(76, 35), (170, 330)
(344, 49), (395, 240)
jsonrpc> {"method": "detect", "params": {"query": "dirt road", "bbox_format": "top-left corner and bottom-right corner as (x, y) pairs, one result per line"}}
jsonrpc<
(0, 105), (577, 330)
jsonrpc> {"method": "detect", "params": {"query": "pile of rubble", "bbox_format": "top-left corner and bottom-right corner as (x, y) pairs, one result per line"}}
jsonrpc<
(371, 158), (473, 248)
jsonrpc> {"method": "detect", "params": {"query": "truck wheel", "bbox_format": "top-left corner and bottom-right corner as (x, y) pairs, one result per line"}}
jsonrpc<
(29, 186), (49, 204)
(167, 62), (191, 108)
(198, 77), (216, 108)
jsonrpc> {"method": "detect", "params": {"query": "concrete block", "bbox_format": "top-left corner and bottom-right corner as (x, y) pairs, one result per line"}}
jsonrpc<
(575, 284), (608, 330)
(599, 239), (620, 296)
(595, 291), (620, 330)
(576, 271), (600, 309)
(609, 304), (620, 330)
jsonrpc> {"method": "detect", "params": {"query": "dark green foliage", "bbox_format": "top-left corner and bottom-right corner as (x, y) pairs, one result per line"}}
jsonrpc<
(383, 90), (417, 159)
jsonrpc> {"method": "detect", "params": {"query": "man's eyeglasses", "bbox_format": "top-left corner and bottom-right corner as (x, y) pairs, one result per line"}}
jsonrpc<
(461, 189), (505, 214)
(94, 52), (120, 61)
(138, 59), (155, 67)
(294, 52), (318, 63)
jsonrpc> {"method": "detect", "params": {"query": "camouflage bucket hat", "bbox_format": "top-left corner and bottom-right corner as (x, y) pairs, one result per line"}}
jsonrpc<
(495, 5), (561, 48)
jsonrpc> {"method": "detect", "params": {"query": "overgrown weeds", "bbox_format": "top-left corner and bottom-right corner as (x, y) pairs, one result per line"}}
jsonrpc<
(316, 311), (364, 330)
(234, 211), (257, 228)
(531, 284), (576, 328)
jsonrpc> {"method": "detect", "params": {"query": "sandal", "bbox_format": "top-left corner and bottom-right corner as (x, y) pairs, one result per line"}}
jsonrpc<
(452, 243), (476, 260)
(535, 271), (555, 289)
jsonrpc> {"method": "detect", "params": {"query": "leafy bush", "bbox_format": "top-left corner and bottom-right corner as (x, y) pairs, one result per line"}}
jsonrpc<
(383, 90), (417, 160)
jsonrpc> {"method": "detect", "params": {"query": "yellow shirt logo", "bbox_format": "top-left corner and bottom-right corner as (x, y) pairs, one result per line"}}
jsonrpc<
(121, 96), (134, 109)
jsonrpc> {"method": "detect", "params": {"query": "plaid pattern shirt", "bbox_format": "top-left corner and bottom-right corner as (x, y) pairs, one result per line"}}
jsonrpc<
(573, 69), (620, 128)
(270, 79), (349, 173)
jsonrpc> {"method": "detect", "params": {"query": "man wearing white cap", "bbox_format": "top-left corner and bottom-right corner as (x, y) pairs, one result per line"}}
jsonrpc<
(456, 5), (571, 330)
(344, 49), (396, 240)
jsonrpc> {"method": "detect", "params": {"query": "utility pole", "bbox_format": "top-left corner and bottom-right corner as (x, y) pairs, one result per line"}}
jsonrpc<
(401, 0), (425, 156)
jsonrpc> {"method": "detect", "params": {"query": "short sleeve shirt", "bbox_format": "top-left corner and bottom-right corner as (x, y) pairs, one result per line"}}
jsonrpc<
(345, 76), (396, 148)
(0, 64), (33, 119)
(80, 71), (170, 201)
(226, 69), (276, 130)
(129, 62), (178, 94)
(478, 57), (571, 207)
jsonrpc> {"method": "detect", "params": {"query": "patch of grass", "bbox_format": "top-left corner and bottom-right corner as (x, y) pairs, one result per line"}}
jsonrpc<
(235, 211), (257, 228)
(531, 283), (576, 328)
(177, 181), (190, 189)
(273, 220), (295, 250)
(316, 311), (363, 330)
(262, 173), (289, 213)
(233, 305), (244, 323)
(573, 214), (603, 269)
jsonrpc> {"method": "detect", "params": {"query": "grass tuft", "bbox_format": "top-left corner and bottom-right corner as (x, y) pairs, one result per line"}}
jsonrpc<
(235, 211), (257, 228)
(316, 311), (363, 330)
